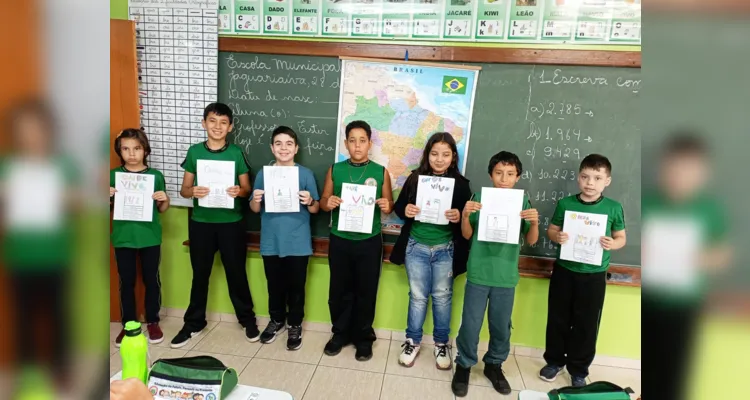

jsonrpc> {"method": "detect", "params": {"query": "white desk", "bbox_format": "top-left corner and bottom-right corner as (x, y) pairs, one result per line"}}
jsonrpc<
(111, 372), (294, 400)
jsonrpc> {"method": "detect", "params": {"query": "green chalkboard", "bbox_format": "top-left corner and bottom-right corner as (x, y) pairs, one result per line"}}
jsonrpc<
(219, 52), (641, 266)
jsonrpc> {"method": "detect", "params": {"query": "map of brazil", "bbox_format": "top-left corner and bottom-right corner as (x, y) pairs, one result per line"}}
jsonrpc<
(336, 59), (479, 233)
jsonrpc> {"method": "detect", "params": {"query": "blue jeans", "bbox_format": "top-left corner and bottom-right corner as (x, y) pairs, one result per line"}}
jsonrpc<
(455, 281), (515, 368)
(404, 237), (454, 345)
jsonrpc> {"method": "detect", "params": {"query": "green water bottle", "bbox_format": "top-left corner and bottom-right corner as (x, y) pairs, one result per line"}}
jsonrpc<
(120, 321), (149, 384)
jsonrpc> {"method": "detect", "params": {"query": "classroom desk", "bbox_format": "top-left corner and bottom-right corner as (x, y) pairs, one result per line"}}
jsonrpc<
(110, 371), (294, 400)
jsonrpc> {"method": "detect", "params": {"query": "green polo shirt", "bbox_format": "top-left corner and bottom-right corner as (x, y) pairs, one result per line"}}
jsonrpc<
(110, 166), (166, 248)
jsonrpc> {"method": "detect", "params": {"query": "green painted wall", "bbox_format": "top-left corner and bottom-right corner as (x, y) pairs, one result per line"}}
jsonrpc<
(111, 0), (641, 359)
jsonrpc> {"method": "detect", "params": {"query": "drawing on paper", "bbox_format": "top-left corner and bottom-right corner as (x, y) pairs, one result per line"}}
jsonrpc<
(485, 214), (509, 242)
(572, 234), (599, 263)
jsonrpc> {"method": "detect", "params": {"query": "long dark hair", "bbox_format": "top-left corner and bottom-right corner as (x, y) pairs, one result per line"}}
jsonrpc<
(416, 132), (460, 176)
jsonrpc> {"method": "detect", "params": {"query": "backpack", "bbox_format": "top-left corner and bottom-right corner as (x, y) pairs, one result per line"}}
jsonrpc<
(519, 381), (635, 400)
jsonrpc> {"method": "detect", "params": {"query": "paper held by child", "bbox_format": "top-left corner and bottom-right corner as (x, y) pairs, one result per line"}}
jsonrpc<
(197, 160), (235, 209)
(415, 175), (455, 225)
(263, 165), (300, 213)
(338, 183), (376, 234)
(560, 210), (608, 266)
(113, 172), (155, 222)
(477, 187), (525, 244)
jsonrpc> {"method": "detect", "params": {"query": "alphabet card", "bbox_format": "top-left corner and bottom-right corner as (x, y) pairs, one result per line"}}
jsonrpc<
(415, 175), (455, 225)
(560, 210), (608, 265)
(114, 172), (155, 222)
(338, 183), (377, 234)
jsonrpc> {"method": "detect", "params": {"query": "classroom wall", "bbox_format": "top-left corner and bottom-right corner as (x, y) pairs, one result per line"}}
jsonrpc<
(111, 0), (641, 359)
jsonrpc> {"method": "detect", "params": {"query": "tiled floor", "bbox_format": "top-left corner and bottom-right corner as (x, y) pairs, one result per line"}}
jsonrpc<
(110, 317), (641, 399)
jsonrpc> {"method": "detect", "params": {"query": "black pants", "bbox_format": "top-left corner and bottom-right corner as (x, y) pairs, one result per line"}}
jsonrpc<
(328, 234), (383, 344)
(643, 297), (699, 400)
(262, 255), (309, 326)
(543, 263), (607, 377)
(114, 245), (162, 325)
(184, 220), (255, 331)
(10, 270), (66, 369)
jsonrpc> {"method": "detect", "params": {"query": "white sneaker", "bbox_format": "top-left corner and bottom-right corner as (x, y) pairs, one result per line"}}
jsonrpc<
(398, 339), (420, 367)
(434, 343), (452, 370)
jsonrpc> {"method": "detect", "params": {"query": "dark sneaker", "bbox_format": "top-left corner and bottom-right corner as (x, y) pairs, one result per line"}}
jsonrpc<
(114, 329), (126, 348)
(572, 375), (587, 387)
(146, 323), (164, 344)
(287, 325), (303, 351)
(323, 333), (348, 356)
(170, 327), (204, 349)
(260, 320), (286, 344)
(245, 324), (261, 343)
(484, 363), (511, 395)
(451, 364), (471, 397)
(539, 364), (564, 382)
(355, 342), (373, 361)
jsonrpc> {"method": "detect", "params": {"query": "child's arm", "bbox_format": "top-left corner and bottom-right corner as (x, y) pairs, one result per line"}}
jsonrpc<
(156, 194), (170, 213)
(250, 171), (263, 213)
(376, 169), (394, 214)
(393, 175), (412, 220)
(237, 173), (251, 198)
(547, 224), (569, 244)
(180, 172), (209, 199)
(601, 229), (626, 251)
(461, 200), (481, 240)
(320, 167), (340, 212)
(521, 208), (539, 245)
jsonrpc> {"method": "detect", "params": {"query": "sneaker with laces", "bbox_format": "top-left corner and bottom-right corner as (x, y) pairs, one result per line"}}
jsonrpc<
(146, 323), (164, 344)
(571, 375), (587, 387)
(260, 320), (286, 344)
(539, 364), (564, 382)
(484, 363), (511, 394)
(451, 364), (471, 397)
(434, 343), (452, 370)
(398, 339), (420, 367)
(287, 325), (303, 350)
(323, 333), (348, 356)
(245, 324), (261, 343)
(114, 329), (126, 348)
(170, 327), (205, 349)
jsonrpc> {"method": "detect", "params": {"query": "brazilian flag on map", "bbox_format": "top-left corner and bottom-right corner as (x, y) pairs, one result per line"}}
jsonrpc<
(442, 76), (468, 94)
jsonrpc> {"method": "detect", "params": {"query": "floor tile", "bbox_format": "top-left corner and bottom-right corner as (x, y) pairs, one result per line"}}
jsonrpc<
(515, 356), (572, 392)
(385, 340), (453, 382)
(192, 322), (262, 357)
(589, 365), (641, 396)
(151, 316), (219, 351)
(302, 366), (383, 400)
(254, 330), (328, 365)
(466, 355), (525, 391)
(239, 358), (316, 400)
(109, 347), (188, 378)
(319, 337), (389, 373)
(379, 374), (454, 400)
(184, 350), (252, 375)
(465, 385), (521, 399)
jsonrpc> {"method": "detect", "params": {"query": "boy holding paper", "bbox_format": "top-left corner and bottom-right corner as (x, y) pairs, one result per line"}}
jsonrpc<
(539, 154), (626, 387)
(172, 103), (258, 348)
(320, 120), (393, 361)
(452, 151), (539, 397)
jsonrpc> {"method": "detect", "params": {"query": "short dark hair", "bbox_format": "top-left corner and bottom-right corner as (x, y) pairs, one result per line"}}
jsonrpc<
(345, 120), (372, 139)
(114, 128), (152, 165)
(203, 102), (233, 121)
(661, 131), (709, 158)
(488, 151), (523, 176)
(6, 98), (57, 146)
(579, 154), (612, 175)
(417, 132), (460, 176)
(271, 126), (299, 145)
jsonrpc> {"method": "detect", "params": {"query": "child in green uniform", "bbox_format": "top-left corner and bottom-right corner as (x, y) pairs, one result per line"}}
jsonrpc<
(171, 103), (258, 348)
(451, 151), (539, 396)
(539, 154), (627, 387)
(110, 128), (170, 346)
(319, 120), (394, 361)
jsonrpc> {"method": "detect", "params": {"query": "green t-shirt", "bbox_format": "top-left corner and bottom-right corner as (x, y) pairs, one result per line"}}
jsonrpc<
(330, 160), (384, 240)
(411, 221), (453, 246)
(110, 166), (166, 248)
(181, 141), (250, 223)
(551, 194), (626, 273)
(466, 192), (532, 288)
(0, 156), (78, 270)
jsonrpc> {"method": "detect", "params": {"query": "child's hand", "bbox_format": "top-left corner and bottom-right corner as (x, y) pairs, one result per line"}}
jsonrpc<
(152, 191), (168, 202)
(557, 231), (569, 244)
(445, 208), (461, 223)
(326, 195), (342, 209)
(226, 185), (240, 198)
(252, 189), (264, 204)
(462, 201), (481, 219)
(520, 208), (539, 225)
(375, 198), (390, 213)
(405, 204), (421, 218)
(299, 190), (313, 206)
(192, 186), (210, 198)
(110, 187), (117, 197)
(600, 236), (614, 250)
